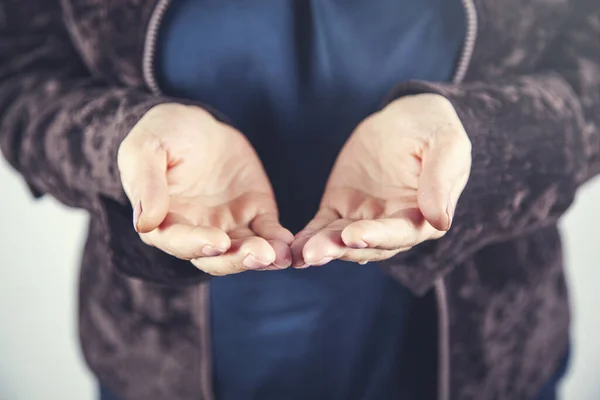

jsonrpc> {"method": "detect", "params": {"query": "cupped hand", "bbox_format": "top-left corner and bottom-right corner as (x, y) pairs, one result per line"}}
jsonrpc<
(291, 94), (472, 267)
(118, 103), (293, 275)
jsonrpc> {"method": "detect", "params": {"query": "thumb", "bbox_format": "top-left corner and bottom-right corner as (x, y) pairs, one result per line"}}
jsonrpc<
(417, 127), (471, 231)
(118, 136), (170, 233)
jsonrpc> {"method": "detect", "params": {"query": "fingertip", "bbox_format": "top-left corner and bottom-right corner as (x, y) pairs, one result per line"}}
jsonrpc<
(202, 245), (226, 257)
(242, 237), (277, 265)
(133, 200), (143, 233)
(444, 201), (454, 231)
(135, 210), (162, 234)
(290, 233), (310, 267)
(422, 205), (451, 231)
(134, 182), (171, 233)
(279, 228), (295, 246)
(341, 221), (371, 248)
(301, 237), (318, 265)
(193, 227), (231, 258)
(269, 240), (292, 269)
(343, 220), (390, 249)
(291, 243), (307, 268)
(424, 212), (451, 232)
(251, 213), (295, 245)
(311, 256), (333, 267)
(212, 229), (232, 251)
(418, 188), (451, 231)
(302, 237), (330, 266)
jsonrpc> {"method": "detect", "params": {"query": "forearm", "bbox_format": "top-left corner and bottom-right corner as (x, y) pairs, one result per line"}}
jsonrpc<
(0, 76), (169, 209)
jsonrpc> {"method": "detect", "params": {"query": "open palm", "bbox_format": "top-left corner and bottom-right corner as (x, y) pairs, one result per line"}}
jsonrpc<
(291, 94), (471, 267)
(119, 103), (293, 275)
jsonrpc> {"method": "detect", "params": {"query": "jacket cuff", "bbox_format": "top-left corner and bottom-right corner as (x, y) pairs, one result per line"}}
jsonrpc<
(99, 195), (207, 286)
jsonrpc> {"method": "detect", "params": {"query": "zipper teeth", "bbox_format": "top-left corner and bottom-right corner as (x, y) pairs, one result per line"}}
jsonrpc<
(142, 0), (172, 95)
(143, 6), (215, 400)
(439, 3), (478, 400)
(435, 279), (450, 400)
(198, 283), (215, 400)
(453, 0), (478, 84)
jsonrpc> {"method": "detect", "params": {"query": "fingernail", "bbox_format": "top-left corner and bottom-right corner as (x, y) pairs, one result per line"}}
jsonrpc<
(202, 246), (224, 257)
(310, 257), (333, 267)
(133, 200), (142, 232)
(243, 254), (268, 270)
(348, 240), (368, 249)
(274, 258), (292, 269)
(445, 201), (454, 231)
(294, 264), (310, 269)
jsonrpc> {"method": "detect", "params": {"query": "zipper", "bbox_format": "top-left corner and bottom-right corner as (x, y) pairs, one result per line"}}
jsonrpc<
(434, 279), (451, 400)
(144, 3), (216, 397)
(453, 0), (478, 84)
(197, 283), (215, 400)
(437, 3), (478, 400)
(143, 0), (172, 96)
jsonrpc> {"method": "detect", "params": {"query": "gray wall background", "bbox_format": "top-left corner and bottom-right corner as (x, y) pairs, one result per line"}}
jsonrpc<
(1, 160), (599, 400)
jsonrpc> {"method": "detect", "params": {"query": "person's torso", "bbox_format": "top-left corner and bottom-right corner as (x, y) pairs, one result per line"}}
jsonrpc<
(67, 0), (575, 399)
(155, 1), (464, 399)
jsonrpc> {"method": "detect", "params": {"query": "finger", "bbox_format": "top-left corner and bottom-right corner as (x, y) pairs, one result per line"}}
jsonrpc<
(191, 236), (276, 276)
(118, 135), (170, 233)
(290, 233), (312, 268)
(302, 219), (351, 266)
(251, 212), (295, 245)
(143, 219), (231, 260)
(418, 125), (471, 231)
(302, 222), (408, 265)
(291, 208), (339, 267)
(227, 227), (282, 267)
(340, 209), (425, 250)
(338, 247), (406, 264)
(269, 239), (292, 269)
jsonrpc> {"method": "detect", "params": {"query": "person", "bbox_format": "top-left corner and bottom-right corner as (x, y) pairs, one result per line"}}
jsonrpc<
(0, 0), (598, 399)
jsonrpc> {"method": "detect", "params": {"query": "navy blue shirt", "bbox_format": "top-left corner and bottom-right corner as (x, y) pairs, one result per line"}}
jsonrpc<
(157, 1), (465, 399)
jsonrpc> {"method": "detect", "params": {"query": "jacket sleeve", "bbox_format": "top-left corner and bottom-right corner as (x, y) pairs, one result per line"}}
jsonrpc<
(383, 0), (600, 295)
(0, 0), (208, 285)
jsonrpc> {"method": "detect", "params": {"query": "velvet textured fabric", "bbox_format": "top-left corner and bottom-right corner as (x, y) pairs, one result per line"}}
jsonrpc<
(0, 0), (598, 399)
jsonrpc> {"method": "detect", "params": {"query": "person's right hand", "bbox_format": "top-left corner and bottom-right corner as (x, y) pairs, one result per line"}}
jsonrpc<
(117, 103), (293, 275)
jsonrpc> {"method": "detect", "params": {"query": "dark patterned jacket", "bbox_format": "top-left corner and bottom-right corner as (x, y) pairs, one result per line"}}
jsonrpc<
(0, 0), (598, 399)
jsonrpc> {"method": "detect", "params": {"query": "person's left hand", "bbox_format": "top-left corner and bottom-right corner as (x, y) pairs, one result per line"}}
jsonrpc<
(291, 94), (472, 268)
